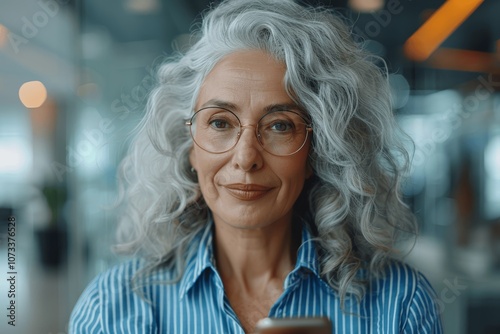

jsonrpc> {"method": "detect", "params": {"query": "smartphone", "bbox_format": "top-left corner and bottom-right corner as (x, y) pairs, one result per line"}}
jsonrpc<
(254, 317), (332, 334)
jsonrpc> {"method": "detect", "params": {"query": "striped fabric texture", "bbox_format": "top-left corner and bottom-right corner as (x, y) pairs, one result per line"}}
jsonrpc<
(70, 224), (443, 333)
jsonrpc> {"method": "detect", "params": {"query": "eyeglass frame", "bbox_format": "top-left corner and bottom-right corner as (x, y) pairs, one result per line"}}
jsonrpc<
(185, 106), (313, 156)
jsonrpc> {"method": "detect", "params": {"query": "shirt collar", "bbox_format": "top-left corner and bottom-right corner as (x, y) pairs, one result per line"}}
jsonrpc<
(179, 222), (218, 299)
(294, 226), (320, 276)
(179, 221), (320, 298)
(282, 225), (320, 289)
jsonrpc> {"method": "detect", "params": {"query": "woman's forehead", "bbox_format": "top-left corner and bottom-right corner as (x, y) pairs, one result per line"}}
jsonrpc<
(195, 50), (292, 113)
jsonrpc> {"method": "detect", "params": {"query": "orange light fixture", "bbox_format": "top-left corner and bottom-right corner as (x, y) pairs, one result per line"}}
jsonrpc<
(426, 48), (499, 73)
(404, 0), (484, 62)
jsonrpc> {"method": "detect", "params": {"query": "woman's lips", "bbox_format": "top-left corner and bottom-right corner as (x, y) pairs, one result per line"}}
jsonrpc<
(223, 183), (273, 201)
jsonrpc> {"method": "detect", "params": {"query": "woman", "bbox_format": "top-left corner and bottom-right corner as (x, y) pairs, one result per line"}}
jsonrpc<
(70, 0), (443, 333)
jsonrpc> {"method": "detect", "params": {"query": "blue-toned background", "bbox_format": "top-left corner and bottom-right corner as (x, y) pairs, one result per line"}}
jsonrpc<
(0, 1), (499, 333)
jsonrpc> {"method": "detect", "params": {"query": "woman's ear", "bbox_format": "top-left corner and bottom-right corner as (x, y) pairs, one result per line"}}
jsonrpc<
(189, 146), (197, 172)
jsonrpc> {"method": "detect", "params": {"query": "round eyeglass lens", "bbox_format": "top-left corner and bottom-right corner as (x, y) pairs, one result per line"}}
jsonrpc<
(257, 111), (310, 155)
(189, 108), (240, 153)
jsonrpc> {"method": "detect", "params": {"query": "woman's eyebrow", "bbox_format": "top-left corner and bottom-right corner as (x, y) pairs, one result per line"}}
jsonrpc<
(198, 100), (305, 115)
(198, 99), (238, 110)
(264, 103), (304, 113)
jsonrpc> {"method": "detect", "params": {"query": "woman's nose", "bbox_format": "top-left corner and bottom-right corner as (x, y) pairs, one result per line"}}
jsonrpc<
(231, 126), (264, 171)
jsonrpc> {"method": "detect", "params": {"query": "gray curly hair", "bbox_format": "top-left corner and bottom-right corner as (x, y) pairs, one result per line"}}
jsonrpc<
(115, 0), (416, 307)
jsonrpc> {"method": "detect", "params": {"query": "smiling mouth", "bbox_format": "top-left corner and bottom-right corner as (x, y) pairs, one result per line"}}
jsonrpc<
(223, 184), (273, 201)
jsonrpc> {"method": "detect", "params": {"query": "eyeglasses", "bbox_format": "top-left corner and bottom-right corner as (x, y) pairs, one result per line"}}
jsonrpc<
(185, 107), (313, 156)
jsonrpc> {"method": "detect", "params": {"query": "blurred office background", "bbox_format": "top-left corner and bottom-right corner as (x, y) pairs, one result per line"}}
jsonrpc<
(0, 0), (499, 333)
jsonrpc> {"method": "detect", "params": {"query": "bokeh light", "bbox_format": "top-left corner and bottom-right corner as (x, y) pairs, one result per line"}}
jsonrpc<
(0, 23), (8, 47)
(19, 80), (48, 108)
(348, 0), (384, 12)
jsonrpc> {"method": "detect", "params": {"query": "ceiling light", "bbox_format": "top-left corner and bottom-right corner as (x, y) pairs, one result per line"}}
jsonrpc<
(404, 0), (484, 62)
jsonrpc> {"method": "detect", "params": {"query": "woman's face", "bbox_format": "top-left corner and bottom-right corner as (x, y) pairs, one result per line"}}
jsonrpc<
(189, 50), (312, 230)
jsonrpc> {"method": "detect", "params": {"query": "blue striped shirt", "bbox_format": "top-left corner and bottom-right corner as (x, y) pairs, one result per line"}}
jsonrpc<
(70, 223), (443, 333)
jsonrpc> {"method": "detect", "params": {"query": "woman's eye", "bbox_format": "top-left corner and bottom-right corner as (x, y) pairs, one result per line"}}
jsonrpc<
(209, 119), (230, 129)
(270, 121), (293, 132)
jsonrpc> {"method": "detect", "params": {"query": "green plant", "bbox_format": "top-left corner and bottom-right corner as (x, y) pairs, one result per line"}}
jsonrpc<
(41, 184), (67, 226)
